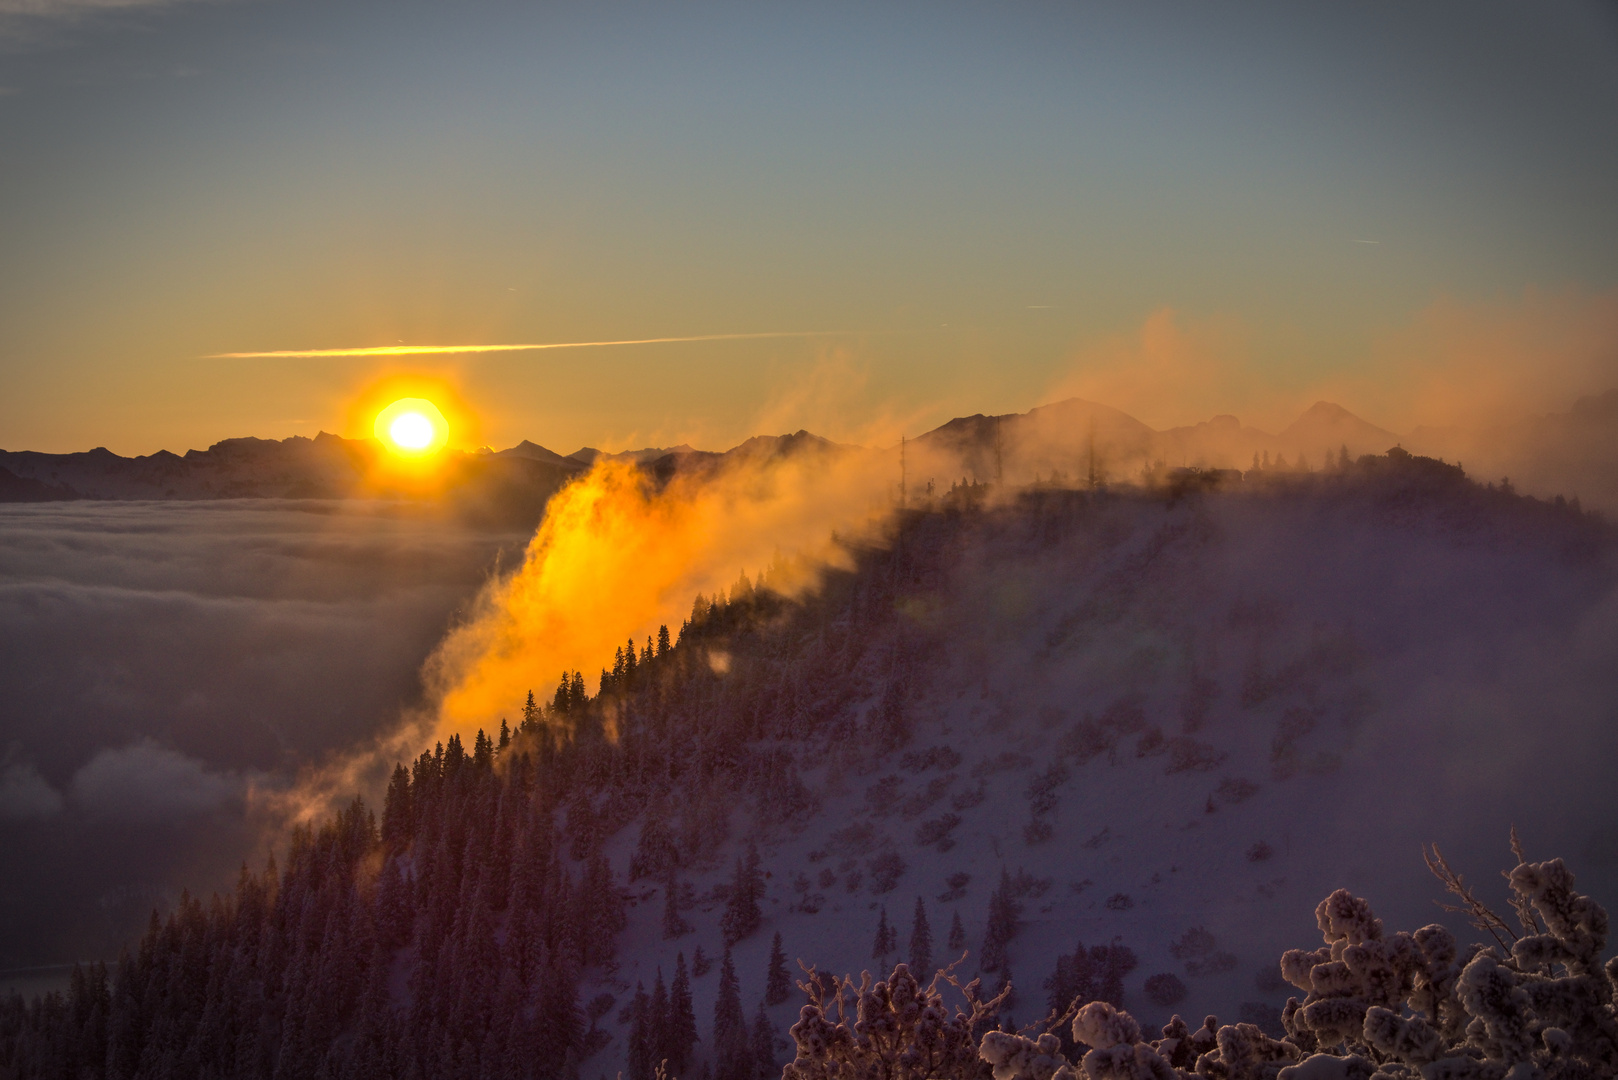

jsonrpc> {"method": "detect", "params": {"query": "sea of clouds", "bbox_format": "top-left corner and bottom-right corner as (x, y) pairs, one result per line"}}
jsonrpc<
(0, 499), (526, 987)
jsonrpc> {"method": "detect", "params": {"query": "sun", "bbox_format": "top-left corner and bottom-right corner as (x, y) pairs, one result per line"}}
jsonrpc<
(374, 398), (449, 456)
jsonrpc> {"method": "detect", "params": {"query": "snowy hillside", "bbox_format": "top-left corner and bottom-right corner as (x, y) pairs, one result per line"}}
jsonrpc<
(6, 450), (1614, 1080)
(579, 452), (1618, 1077)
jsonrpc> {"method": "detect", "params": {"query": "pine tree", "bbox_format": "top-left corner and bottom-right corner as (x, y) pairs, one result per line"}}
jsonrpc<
(657, 624), (671, 656)
(909, 896), (933, 978)
(633, 812), (678, 882)
(665, 953), (698, 1073)
(720, 845), (764, 946)
(649, 970), (671, 1079)
(872, 906), (896, 963)
(381, 764), (413, 852)
(692, 945), (712, 977)
(626, 982), (653, 1080)
(980, 869), (1022, 973)
(948, 910), (966, 954)
(750, 1000), (779, 1079)
(521, 689), (541, 732)
(375, 855), (412, 948)
(662, 870), (693, 939)
(1095, 939), (1138, 1007)
(713, 949), (752, 1080)
(764, 932), (791, 1006)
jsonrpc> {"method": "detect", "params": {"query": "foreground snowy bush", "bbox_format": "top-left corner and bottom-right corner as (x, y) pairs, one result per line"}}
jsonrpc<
(785, 847), (1618, 1080)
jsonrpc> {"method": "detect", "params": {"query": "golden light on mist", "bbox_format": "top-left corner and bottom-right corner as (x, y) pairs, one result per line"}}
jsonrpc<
(421, 451), (896, 742)
(374, 398), (449, 457)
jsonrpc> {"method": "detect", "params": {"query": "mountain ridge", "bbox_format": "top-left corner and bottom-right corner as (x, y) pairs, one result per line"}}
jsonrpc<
(5, 392), (1615, 511)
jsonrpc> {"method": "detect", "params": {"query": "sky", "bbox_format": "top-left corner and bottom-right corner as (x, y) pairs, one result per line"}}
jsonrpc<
(1, 1), (1616, 455)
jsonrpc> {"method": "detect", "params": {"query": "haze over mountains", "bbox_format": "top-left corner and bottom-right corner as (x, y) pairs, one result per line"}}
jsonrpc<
(4, 393), (1615, 513)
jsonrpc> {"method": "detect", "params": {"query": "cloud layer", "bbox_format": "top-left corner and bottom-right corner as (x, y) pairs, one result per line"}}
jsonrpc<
(0, 499), (521, 970)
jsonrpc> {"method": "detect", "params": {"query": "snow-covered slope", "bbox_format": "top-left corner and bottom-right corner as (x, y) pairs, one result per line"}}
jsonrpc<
(582, 457), (1618, 1077)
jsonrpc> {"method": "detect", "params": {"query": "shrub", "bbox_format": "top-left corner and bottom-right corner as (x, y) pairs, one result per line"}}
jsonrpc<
(939, 871), (971, 902)
(916, 813), (962, 849)
(1169, 926), (1218, 961)
(1144, 973), (1187, 1007)
(867, 851), (907, 894)
(951, 783), (987, 811)
(1237, 1001), (1284, 1038)
(1164, 737), (1226, 774)
(1185, 951), (1238, 976)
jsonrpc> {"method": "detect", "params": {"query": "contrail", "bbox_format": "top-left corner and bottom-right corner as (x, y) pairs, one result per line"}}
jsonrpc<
(205, 330), (854, 359)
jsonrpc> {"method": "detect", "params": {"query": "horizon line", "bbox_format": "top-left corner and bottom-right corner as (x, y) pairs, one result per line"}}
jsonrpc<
(204, 330), (858, 359)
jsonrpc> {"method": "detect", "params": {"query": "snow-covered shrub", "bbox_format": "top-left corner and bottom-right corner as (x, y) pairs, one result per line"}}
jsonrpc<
(795, 846), (1618, 1080)
(783, 963), (1003, 1080)
(1271, 853), (1618, 1079)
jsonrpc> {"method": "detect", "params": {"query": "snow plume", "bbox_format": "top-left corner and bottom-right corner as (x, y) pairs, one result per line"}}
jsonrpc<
(421, 446), (897, 742)
(240, 436), (902, 829)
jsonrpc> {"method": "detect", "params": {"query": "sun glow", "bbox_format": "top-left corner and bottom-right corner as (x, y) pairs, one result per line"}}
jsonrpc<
(374, 398), (449, 456)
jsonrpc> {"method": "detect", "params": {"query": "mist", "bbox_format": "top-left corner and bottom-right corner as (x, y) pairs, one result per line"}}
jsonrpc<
(1038, 289), (1618, 511)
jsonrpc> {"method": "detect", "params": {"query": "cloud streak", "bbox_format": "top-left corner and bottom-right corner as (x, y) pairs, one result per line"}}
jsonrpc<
(205, 331), (859, 360)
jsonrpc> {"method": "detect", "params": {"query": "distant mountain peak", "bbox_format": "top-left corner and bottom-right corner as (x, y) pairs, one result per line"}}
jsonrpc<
(1298, 401), (1357, 420)
(1276, 401), (1400, 453)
